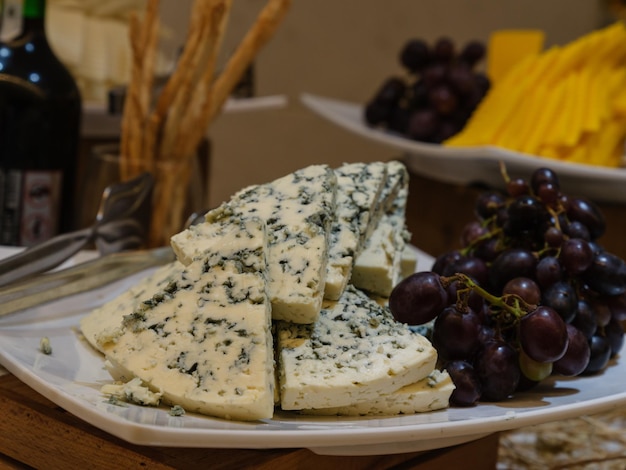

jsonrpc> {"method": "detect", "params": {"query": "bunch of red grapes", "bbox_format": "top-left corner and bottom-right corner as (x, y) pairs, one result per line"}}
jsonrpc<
(363, 37), (490, 143)
(389, 166), (625, 406)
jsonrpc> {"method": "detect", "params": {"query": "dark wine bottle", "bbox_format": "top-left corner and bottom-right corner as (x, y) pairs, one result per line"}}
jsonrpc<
(0, 0), (81, 246)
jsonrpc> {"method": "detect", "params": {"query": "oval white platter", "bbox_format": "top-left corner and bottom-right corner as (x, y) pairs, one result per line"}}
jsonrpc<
(300, 93), (626, 204)
(0, 247), (625, 456)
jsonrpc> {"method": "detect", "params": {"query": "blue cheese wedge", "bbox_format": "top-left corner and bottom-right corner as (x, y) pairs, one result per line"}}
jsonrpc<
(98, 218), (275, 421)
(80, 261), (183, 353)
(200, 165), (337, 324)
(351, 161), (410, 297)
(300, 369), (453, 416)
(276, 285), (437, 410)
(324, 162), (387, 300)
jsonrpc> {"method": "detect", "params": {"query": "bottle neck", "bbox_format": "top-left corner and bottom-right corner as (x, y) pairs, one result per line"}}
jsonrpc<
(23, 0), (46, 20)
(22, 0), (46, 32)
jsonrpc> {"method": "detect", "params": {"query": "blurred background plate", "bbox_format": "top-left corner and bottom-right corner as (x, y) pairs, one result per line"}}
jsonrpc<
(301, 93), (626, 203)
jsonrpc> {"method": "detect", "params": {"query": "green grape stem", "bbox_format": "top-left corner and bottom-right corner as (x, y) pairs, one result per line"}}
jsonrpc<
(442, 273), (535, 323)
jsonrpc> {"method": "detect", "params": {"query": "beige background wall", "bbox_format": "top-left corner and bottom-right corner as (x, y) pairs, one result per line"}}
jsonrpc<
(168, 0), (607, 207)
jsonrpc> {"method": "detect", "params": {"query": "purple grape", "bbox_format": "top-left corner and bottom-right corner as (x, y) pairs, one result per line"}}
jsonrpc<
(389, 272), (447, 325)
(583, 335), (612, 374)
(559, 238), (593, 275)
(535, 256), (563, 288)
(571, 299), (598, 339)
(552, 324), (591, 376)
(447, 63), (476, 96)
(502, 277), (541, 306)
(406, 109), (439, 141)
(433, 37), (455, 63)
(428, 84), (458, 116)
(583, 251), (626, 296)
(489, 248), (537, 293)
(475, 339), (520, 401)
(474, 191), (506, 220)
(446, 360), (482, 406)
(530, 167), (560, 193)
(459, 40), (486, 67)
(399, 38), (431, 72)
(431, 250), (463, 275)
(432, 306), (482, 360)
(541, 281), (578, 323)
(606, 293), (626, 321)
(567, 197), (606, 240)
(506, 177), (529, 197)
(519, 306), (569, 363)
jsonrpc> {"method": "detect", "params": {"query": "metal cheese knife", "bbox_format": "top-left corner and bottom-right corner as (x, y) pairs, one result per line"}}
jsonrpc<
(0, 246), (175, 317)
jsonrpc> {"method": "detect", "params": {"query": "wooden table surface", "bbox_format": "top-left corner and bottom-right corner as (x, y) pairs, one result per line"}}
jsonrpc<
(0, 373), (500, 469)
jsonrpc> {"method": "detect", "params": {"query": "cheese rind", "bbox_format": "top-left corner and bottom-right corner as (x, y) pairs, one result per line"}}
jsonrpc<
(98, 218), (275, 421)
(300, 369), (454, 416)
(324, 162), (387, 300)
(202, 164), (337, 324)
(276, 285), (437, 410)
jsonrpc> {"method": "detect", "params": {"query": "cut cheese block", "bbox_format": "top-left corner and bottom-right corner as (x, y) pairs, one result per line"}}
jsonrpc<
(200, 164), (337, 324)
(324, 161), (387, 300)
(351, 161), (410, 297)
(97, 217), (275, 421)
(80, 261), (183, 353)
(487, 29), (545, 83)
(301, 369), (453, 416)
(276, 285), (437, 410)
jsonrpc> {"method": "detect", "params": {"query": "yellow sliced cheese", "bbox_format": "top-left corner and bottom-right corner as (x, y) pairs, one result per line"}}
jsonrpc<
(487, 29), (545, 83)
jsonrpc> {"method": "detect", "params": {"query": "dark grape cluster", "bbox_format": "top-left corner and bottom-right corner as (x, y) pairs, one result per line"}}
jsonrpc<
(389, 166), (625, 406)
(363, 37), (490, 144)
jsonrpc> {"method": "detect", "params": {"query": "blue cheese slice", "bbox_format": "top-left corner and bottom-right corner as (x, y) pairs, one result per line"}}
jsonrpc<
(351, 161), (410, 297)
(98, 218), (275, 421)
(324, 162), (387, 300)
(80, 261), (183, 353)
(276, 285), (437, 410)
(300, 369), (453, 416)
(200, 165), (337, 324)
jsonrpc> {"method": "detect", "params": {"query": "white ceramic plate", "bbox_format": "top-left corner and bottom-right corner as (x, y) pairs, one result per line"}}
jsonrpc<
(301, 93), (626, 204)
(1, 246), (625, 456)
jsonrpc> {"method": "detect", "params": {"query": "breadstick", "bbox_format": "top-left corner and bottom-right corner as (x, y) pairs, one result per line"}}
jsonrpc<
(181, 0), (291, 157)
(120, 1), (159, 178)
(148, 0), (208, 161)
(136, 0), (160, 165)
(120, 11), (144, 178)
(159, 0), (219, 160)
(175, 0), (231, 157)
(207, 0), (291, 123)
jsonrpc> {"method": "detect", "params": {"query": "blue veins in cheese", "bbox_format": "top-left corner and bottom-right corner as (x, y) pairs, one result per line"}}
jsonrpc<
(324, 162), (387, 301)
(97, 217), (275, 421)
(300, 369), (453, 416)
(351, 161), (411, 297)
(80, 261), (183, 353)
(201, 164), (337, 325)
(275, 285), (437, 411)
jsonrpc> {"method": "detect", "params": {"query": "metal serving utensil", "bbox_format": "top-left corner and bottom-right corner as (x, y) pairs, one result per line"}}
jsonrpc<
(0, 207), (211, 317)
(0, 172), (154, 287)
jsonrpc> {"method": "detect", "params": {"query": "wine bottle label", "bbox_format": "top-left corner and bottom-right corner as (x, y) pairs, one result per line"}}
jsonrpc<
(0, 169), (62, 246)
(0, 0), (23, 42)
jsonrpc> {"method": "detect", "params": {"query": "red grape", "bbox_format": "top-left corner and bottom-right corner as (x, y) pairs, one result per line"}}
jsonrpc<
(389, 272), (447, 325)
(519, 306), (569, 363)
